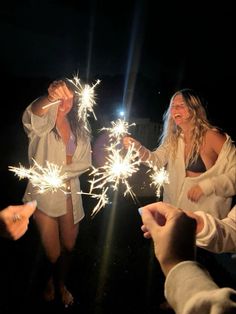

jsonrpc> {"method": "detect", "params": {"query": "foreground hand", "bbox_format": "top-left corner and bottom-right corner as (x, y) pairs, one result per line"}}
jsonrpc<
(139, 201), (196, 276)
(0, 201), (37, 240)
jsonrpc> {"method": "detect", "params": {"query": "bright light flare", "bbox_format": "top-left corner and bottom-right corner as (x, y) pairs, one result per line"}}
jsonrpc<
(88, 144), (141, 215)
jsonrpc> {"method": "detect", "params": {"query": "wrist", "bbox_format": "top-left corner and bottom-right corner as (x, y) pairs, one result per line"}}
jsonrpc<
(139, 147), (149, 160)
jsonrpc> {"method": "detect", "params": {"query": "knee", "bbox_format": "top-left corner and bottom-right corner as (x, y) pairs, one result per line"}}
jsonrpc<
(47, 250), (61, 263)
(62, 243), (75, 254)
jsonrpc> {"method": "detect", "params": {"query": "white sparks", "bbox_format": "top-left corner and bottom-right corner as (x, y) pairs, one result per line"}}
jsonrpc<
(9, 159), (68, 194)
(149, 166), (169, 198)
(101, 119), (135, 143)
(87, 143), (141, 215)
(78, 187), (110, 217)
(67, 75), (101, 131)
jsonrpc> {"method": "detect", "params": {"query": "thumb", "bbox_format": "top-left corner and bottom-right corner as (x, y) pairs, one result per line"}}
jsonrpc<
(141, 207), (160, 235)
(21, 200), (37, 218)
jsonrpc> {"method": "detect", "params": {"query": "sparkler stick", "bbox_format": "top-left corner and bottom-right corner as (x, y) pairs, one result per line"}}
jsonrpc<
(78, 187), (110, 217)
(42, 100), (61, 109)
(9, 159), (68, 194)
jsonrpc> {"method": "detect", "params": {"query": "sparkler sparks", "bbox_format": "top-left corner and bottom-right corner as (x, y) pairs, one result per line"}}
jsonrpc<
(9, 159), (68, 194)
(79, 187), (110, 217)
(67, 75), (101, 131)
(101, 119), (136, 144)
(77, 118), (139, 215)
(149, 166), (169, 198)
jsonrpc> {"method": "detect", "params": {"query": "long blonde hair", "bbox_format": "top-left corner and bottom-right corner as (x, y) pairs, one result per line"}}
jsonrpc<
(160, 88), (217, 164)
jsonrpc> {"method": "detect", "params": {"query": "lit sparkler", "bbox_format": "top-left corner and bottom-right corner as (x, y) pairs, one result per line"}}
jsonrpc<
(42, 99), (61, 109)
(101, 119), (135, 146)
(9, 159), (68, 194)
(149, 166), (169, 198)
(86, 143), (141, 215)
(67, 75), (101, 131)
(79, 187), (110, 217)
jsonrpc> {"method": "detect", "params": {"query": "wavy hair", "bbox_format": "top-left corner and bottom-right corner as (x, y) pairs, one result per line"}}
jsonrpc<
(159, 88), (218, 164)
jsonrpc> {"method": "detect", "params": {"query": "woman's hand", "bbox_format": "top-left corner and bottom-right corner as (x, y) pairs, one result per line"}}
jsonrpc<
(47, 80), (73, 103)
(122, 136), (141, 150)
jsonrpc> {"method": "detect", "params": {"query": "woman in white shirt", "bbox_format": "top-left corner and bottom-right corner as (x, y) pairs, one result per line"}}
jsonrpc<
(22, 80), (92, 307)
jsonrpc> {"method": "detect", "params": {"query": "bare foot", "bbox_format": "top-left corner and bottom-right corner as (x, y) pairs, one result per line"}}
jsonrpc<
(60, 285), (74, 307)
(43, 277), (55, 302)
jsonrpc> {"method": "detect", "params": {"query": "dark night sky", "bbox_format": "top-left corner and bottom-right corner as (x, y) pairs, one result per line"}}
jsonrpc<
(0, 0), (235, 151)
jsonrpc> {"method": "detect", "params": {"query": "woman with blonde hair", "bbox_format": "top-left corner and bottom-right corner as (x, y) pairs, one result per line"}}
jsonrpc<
(123, 88), (236, 218)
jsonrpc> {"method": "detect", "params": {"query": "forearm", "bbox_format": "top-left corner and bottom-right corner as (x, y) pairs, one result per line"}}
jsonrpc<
(137, 145), (150, 161)
(196, 209), (236, 253)
(31, 95), (59, 116)
(165, 261), (236, 314)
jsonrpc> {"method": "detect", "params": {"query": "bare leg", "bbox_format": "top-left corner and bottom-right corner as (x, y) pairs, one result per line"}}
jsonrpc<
(34, 209), (60, 302)
(56, 195), (79, 307)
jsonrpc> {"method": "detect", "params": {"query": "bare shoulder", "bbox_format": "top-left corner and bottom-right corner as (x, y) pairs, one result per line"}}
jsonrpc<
(205, 129), (226, 152)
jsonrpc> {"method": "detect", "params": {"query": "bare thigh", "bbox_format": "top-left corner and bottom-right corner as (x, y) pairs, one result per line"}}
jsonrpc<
(59, 196), (79, 252)
(34, 209), (60, 263)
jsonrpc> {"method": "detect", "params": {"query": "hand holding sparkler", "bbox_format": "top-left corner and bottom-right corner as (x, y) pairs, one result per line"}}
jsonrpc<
(47, 80), (73, 105)
(123, 136), (150, 161)
(33, 80), (74, 113)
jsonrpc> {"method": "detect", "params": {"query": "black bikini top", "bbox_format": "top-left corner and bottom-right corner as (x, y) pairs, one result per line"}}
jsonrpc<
(186, 155), (207, 173)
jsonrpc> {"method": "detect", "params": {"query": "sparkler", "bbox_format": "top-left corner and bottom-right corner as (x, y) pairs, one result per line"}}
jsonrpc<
(101, 119), (135, 146)
(67, 75), (101, 131)
(149, 166), (169, 198)
(79, 187), (110, 217)
(82, 118), (155, 216)
(9, 159), (68, 194)
(85, 131), (141, 215)
(42, 75), (101, 131)
(42, 100), (61, 110)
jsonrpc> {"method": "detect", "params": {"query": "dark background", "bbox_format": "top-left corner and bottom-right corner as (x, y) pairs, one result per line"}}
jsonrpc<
(0, 1), (235, 313)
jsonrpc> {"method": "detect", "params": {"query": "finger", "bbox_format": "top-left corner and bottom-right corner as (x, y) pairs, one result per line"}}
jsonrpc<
(56, 82), (73, 99)
(19, 200), (37, 218)
(142, 201), (173, 219)
(12, 225), (28, 240)
(141, 207), (161, 235)
(143, 232), (152, 239)
(141, 224), (148, 232)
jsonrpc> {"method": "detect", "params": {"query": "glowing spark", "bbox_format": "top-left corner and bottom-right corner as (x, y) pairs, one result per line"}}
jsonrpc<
(101, 119), (135, 144)
(88, 144), (141, 215)
(149, 166), (169, 198)
(9, 159), (68, 194)
(78, 187), (110, 217)
(67, 76), (101, 131)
